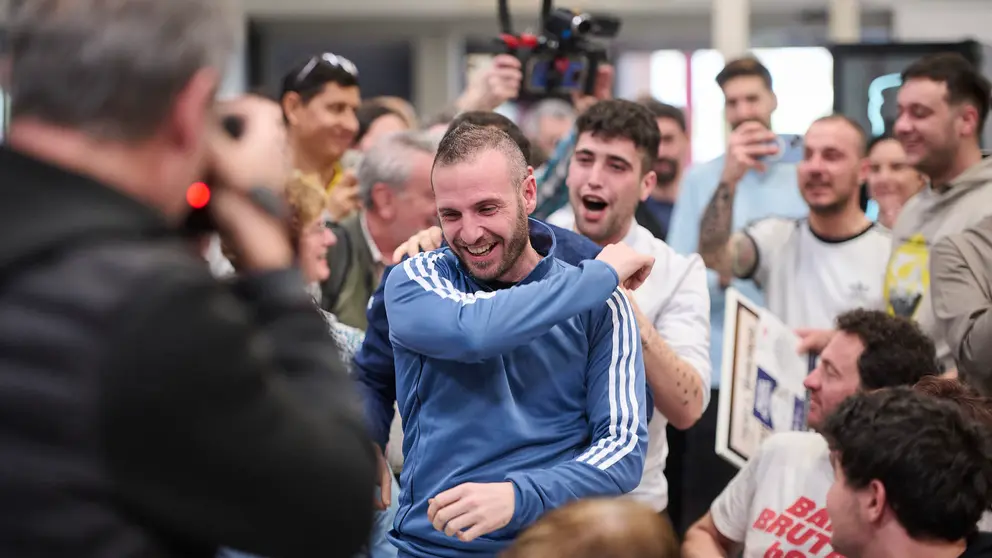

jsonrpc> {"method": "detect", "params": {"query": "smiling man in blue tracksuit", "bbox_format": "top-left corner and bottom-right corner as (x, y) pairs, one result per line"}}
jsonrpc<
(382, 123), (650, 557)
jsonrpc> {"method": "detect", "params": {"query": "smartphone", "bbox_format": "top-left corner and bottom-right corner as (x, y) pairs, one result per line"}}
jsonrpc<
(762, 134), (804, 165)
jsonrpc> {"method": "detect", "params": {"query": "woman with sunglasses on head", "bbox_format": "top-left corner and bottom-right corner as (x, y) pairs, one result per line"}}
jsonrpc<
(219, 178), (399, 558)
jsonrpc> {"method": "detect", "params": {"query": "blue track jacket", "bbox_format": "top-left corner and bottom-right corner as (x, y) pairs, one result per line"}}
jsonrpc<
(382, 219), (648, 557)
(353, 222), (653, 451)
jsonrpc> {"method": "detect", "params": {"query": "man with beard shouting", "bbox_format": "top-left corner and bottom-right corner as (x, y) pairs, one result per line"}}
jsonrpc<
(383, 124), (653, 557)
(697, 114), (892, 330)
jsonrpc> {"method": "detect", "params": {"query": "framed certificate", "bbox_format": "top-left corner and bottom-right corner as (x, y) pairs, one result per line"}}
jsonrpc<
(715, 288), (813, 469)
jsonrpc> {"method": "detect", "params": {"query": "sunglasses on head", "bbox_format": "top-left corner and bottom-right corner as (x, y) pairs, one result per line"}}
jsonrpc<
(294, 52), (359, 88)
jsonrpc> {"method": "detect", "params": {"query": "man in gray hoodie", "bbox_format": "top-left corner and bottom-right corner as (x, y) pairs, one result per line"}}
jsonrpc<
(931, 213), (992, 394)
(880, 53), (992, 372)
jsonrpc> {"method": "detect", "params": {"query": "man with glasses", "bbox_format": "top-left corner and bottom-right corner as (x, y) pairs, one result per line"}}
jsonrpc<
(281, 53), (363, 222)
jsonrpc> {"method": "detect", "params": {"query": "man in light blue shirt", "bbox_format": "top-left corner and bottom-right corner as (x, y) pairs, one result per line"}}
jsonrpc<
(664, 56), (808, 532)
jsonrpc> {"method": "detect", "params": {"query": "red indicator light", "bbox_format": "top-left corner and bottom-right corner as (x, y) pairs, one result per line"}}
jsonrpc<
(187, 182), (211, 209)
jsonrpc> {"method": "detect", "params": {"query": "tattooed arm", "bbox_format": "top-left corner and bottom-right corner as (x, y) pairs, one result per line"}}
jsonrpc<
(636, 312), (707, 430)
(697, 181), (758, 282)
(623, 254), (711, 430)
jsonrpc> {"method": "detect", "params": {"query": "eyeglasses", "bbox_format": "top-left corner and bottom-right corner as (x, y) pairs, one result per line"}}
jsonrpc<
(294, 52), (359, 88)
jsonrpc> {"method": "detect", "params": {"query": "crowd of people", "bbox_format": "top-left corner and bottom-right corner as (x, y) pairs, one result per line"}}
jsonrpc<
(3, 1), (992, 558)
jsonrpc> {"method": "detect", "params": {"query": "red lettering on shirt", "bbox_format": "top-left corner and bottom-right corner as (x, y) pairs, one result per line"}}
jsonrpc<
(807, 508), (833, 532)
(807, 530), (832, 554)
(786, 496), (816, 519)
(766, 514), (794, 537)
(785, 523), (816, 546)
(751, 496), (844, 557)
(764, 541), (808, 558)
(754, 508), (778, 530)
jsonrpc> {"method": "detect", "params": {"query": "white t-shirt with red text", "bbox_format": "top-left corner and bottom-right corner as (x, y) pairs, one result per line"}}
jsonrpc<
(710, 432), (843, 558)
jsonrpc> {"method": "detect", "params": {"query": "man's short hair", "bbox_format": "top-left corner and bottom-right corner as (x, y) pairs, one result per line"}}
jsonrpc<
(811, 114), (868, 156)
(433, 124), (528, 188)
(280, 53), (360, 105)
(914, 376), (992, 428)
(448, 111), (534, 167)
(715, 56), (773, 91)
(575, 100), (661, 175)
(901, 52), (992, 137)
(502, 498), (679, 558)
(822, 387), (992, 542)
(357, 130), (439, 209)
(8, 0), (241, 142)
(834, 309), (939, 389)
(636, 97), (687, 133)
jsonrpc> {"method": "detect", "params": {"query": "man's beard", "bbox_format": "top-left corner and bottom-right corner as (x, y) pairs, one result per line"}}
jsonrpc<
(914, 140), (959, 184)
(457, 203), (530, 283)
(807, 189), (851, 217)
(654, 157), (680, 186)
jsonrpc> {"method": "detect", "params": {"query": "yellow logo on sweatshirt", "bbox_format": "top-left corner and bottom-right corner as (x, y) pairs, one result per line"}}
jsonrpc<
(884, 233), (929, 318)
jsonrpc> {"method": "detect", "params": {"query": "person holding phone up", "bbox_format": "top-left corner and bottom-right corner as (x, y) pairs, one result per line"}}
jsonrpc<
(663, 56), (811, 533)
(0, 2), (375, 558)
(697, 114), (891, 335)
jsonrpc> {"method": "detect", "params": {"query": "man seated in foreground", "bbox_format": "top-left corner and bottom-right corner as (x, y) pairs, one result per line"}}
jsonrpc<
(822, 387), (992, 558)
(681, 310), (938, 558)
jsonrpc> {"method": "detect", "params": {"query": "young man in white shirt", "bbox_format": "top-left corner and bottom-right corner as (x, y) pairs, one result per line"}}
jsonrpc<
(553, 99), (712, 520)
(698, 115), (891, 330)
(821, 387), (992, 558)
(681, 309), (938, 558)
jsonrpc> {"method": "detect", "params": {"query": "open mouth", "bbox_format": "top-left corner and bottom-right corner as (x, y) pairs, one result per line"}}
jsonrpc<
(464, 242), (497, 257)
(581, 195), (609, 212)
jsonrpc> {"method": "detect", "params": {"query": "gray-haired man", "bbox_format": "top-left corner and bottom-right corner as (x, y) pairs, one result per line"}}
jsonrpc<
(320, 130), (439, 329)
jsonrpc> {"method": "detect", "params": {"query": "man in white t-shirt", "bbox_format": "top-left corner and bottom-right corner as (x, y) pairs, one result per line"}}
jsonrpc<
(697, 115), (891, 330)
(681, 309), (938, 558)
(554, 99), (711, 518)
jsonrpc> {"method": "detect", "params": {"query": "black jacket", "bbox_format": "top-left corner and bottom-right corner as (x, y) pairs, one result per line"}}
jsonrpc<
(0, 147), (375, 558)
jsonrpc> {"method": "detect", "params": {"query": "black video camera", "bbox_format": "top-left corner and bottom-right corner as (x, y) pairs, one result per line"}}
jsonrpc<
(496, 0), (620, 98)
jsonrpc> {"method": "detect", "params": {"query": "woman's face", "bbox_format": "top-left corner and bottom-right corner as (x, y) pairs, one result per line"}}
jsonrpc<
(866, 139), (925, 211)
(299, 218), (336, 283)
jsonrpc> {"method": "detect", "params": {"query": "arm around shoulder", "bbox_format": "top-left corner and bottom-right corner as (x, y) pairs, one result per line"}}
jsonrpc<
(384, 252), (620, 362)
(101, 265), (375, 558)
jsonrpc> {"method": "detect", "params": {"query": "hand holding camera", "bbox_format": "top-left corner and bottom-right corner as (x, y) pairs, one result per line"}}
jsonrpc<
(457, 54), (523, 112)
(205, 100), (295, 272)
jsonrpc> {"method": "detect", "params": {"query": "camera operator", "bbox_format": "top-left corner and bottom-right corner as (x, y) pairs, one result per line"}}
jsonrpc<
(0, 2), (375, 558)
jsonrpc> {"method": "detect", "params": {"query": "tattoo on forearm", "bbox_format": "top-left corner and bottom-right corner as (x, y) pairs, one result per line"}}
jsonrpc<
(679, 369), (690, 405)
(699, 182), (736, 262)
